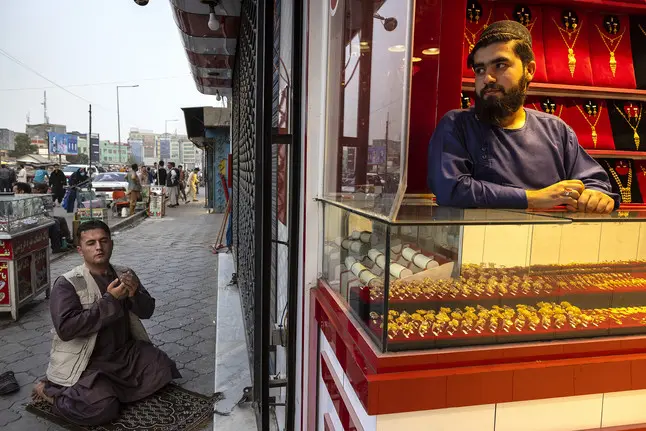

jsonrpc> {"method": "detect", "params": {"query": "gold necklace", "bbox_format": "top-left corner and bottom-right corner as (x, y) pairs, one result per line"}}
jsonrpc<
(641, 165), (646, 177)
(532, 103), (563, 118)
(504, 13), (536, 32)
(552, 18), (583, 77)
(605, 161), (632, 203)
(639, 24), (646, 37)
(464, 10), (492, 53)
(575, 104), (603, 148)
(594, 25), (625, 77)
(614, 103), (643, 150)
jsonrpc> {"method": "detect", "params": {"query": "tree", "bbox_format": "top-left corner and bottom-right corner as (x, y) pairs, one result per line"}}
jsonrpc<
(8, 134), (38, 158)
(66, 153), (89, 164)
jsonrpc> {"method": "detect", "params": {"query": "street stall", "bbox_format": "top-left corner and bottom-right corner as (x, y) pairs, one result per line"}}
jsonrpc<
(0, 195), (53, 320)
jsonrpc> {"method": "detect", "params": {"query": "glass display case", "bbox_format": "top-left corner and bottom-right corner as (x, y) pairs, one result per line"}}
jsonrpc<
(321, 198), (646, 352)
(0, 195), (49, 235)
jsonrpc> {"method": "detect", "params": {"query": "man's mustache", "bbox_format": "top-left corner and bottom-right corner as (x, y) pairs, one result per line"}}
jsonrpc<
(481, 84), (505, 95)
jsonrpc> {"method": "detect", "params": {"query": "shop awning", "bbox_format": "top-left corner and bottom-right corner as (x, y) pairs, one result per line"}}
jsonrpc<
(181, 106), (231, 148)
(170, 0), (241, 99)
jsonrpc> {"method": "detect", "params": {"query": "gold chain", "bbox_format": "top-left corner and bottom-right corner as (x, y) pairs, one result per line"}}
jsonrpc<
(464, 9), (493, 53)
(552, 18), (583, 77)
(575, 104), (603, 148)
(532, 103), (563, 118)
(614, 103), (643, 150)
(605, 161), (632, 203)
(639, 24), (646, 37)
(594, 25), (625, 77)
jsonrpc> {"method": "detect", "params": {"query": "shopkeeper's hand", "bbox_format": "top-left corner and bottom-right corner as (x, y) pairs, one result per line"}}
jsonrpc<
(574, 189), (614, 214)
(526, 180), (585, 210)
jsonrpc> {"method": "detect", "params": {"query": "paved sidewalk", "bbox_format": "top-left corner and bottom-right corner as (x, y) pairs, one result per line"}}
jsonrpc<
(0, 203), (222, 430)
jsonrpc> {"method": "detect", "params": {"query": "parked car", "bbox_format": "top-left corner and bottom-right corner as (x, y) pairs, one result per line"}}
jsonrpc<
(62, 164), (106, 180)
(83, 172), (128, 205)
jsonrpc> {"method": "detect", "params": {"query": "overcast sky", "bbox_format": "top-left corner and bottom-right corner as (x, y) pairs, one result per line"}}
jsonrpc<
(0, 0), (220, 141)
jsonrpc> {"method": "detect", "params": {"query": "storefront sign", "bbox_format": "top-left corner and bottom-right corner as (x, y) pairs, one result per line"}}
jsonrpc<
(0, 263), (8, 305)
(11, 228), (49, 259)
(0, 240), (12, 260)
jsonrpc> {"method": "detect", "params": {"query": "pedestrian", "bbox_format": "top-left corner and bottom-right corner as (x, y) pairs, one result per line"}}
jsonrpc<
(177, 165), (187, 203)
(196, 169), (202, 195)
(33, 165), (49, 187)
(49, 164), (67, 204)
(67, 168), (89, 213)
(16, 164), (27, 183)
(31, 220), (181, 426)
(147, 166), (154, 185)
(0, 163), (13, 192)
(188, 168), (199, 202)
(138, 165), (149, 186)
(166, 162), (180, 208)
(127, 163), (142, 216)
(156, 161), (167, 187)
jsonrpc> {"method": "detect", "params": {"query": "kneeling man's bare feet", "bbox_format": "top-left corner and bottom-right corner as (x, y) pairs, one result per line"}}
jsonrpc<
(32, 381), (54, 404)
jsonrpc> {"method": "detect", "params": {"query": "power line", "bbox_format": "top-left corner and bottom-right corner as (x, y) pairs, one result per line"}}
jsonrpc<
(0, 75), (192, 92)
(0, 47), (93, 104)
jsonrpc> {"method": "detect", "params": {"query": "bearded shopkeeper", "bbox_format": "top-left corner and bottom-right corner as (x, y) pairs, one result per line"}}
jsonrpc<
(428, 20), (619, 213)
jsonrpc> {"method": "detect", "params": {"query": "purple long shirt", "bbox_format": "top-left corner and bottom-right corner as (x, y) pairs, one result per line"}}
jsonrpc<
(427, 108), (619, 208)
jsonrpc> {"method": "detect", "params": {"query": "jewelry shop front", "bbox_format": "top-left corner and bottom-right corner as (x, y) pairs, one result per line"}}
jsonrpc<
(300, 0), (646, 430)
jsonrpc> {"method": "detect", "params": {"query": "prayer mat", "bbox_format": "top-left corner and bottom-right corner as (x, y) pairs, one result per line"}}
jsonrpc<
(26, 384), (222, 431)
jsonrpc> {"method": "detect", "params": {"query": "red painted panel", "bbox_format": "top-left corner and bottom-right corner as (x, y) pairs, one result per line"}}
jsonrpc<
(321, 352), (363, 431)
(0, 262), (9, 305)
(512, 366), (575, 401)
(185, 51), (234, 69)
(574, 361), (632, 395)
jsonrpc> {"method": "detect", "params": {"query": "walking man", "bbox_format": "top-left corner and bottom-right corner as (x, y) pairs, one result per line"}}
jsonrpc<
(188, 168), (199, 202)
(16, 164), (27, 183)
(32, 220), (181, 426)
(177, 165), (187, 203)
(166, 162), (180, 208)
(127, 164), (142, 216)
(156, 161), (167, 187)
(49, 164), (67, 204)
(0, 163), (13, 192)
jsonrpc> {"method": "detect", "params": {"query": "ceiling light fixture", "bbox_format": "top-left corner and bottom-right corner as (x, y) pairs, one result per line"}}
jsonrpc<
(388, 45), (406, 53)
(422, 47), (440, 56)
(208, 4), (221, 31)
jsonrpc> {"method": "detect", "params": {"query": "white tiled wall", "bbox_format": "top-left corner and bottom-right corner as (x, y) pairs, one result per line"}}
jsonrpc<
(495, 395), (603, 431)
(376, 404), (495, 431)
(601, 390), (646, 427)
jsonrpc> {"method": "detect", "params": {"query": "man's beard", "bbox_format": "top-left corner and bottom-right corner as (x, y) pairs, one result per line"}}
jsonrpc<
(474, 75), (529, 126)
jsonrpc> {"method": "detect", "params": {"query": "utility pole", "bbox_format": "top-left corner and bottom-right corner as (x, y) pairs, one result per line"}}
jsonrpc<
(116, 85), (139, 164)
(88, 105), (94, 215)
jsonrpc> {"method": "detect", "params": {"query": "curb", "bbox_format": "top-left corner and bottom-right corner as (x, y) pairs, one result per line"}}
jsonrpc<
(50, 209), (148, 263)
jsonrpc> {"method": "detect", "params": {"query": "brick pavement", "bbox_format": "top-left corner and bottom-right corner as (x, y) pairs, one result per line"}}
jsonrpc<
(0, 204), (223, 430)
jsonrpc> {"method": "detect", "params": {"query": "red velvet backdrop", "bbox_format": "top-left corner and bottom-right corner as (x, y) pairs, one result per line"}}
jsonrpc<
(543, 7), (594, 85)
(493, 4), (549, 83)
(588, 13), (636, 88)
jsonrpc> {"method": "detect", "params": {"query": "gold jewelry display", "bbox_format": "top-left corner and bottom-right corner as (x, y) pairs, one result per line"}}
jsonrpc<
(575, 103), (602, 147)
(614, 103), (643, 150)
(552, 17), (583, 77)
(504, 12), (536, 32)
(464, 9), (492, 53)
(377, 303), (646, 339)
(605, 160), (633, 204)
(594, 24), (625, 77)
(532, 103), (563, 118)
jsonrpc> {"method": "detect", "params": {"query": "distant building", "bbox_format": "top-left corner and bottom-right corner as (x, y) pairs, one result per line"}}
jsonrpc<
(0, 129), (16, 151)
(99, 140), (129, 164)
(129, 128), (157, 166)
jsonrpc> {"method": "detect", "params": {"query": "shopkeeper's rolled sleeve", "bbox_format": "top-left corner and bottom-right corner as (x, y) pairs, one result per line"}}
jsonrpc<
(428, 114), (528, 209)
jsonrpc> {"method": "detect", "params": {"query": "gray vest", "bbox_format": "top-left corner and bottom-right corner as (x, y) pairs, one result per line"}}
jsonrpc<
(45, 264), (150, 387)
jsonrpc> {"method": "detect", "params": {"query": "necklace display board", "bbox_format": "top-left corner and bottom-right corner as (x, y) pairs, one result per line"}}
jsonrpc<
(634, 160), (646, 202)
(462, 0), (494, 79)
(564, 98), (615, 150)
(543, 8), (594, 85)
(494, 3), (548, 82)
(608, 100), (646, 151)
(600, 158), (642, 203)
(524, 95), (568, 121)
(589, 13), (636, 88)
(630, 15), (646, 90)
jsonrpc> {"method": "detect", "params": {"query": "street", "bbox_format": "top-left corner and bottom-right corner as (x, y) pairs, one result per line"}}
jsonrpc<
(0, 203), (226, 430)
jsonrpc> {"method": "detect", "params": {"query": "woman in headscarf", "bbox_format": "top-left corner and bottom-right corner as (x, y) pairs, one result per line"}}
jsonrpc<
(67, 168), (89, 213)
